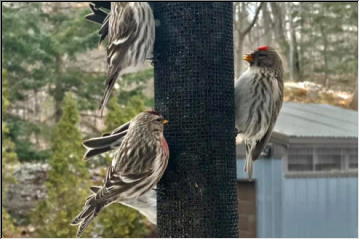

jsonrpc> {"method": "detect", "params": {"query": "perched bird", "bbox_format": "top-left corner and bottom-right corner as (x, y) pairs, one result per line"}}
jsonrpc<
(235, 46), (284, 179)
(86, 2), (155, 112)
(72, 111), (169, 236)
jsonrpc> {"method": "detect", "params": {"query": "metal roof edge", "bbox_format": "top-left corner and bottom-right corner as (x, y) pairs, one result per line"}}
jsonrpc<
(288, 136), (357, 145)
(271, 132), (290, 145)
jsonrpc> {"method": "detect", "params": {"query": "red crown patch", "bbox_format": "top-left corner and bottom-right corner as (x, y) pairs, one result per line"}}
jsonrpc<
(257, 45), (269, 51)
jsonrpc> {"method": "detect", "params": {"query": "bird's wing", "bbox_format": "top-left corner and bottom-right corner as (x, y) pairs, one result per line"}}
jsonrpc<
(94, 136), (158, 200)
(99, 4), (139, 112)
(251, 119), (274, 161)
(94, 166), (154, 204)
(107, 4), (138, 70)
(105, 166), (153, 187)
(252, 95), (283, 161)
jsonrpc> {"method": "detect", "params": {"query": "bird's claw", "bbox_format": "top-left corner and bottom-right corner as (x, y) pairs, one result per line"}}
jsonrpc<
(147, 53), (160, 65)
(234, 128), (239, 137)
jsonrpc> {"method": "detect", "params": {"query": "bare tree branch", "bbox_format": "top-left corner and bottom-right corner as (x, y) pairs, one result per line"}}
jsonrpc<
(241, 2), (264, 36)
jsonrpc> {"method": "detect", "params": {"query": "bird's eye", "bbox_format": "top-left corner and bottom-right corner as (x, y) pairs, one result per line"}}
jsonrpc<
(155, 118), (162, 122)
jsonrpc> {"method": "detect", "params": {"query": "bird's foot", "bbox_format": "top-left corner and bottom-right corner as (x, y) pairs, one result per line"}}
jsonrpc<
(234, 128), (239, 138)
(153, 187), (167, 198)
(147, 53), (160, 66)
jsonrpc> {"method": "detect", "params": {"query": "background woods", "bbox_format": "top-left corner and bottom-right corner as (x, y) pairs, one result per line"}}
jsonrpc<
(234, 2), (357, 90)
(2, 2), (152, 237)
(1, 2), (357, 237)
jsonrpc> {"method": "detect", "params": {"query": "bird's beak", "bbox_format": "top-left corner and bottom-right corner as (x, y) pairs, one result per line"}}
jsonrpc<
(162, 119), (169, 125)
(243, 54), (253, 63)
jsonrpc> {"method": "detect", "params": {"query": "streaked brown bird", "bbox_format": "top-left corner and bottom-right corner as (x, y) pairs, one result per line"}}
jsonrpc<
(71, 111), (169, 236)
(88, 2), (155, 112)
(235, 46), (284, 179)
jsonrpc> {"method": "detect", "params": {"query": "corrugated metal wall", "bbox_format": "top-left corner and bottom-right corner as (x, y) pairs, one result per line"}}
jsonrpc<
(282, 177), (358, 237)
(237, 159), (358, 238)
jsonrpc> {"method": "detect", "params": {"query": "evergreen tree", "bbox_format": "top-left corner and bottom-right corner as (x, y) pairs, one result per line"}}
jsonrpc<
(2, 3), (105, 162)
(105, 94), (146, 132)
(94, 204), (151, 238)
(30, 92), (92, 237)
(2, 3), (103, 113)
(104, 69), (152, 132)
(2, 70), (18, 166)
(295, 2), (357, 88)
(2, 70), (20, 237)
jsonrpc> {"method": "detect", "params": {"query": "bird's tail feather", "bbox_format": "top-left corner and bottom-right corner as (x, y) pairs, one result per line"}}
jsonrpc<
(85, 3), (108, 25)
(244, 154), (253, 180)
(83, 130), (127, 148)
(244, 142), (254, 180)
(82, 130), (127, 160)
(90, 186), (102, 194)
(84, 146), (112, 159)
(71, 195), (104, 237)
(99, 72), (119, 115)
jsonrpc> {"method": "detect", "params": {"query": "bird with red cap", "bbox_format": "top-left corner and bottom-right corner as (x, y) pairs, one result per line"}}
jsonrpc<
(235, 46), (284, 179)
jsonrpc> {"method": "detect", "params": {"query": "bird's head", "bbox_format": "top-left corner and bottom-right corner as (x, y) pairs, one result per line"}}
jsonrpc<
(131, 110), (168, 134)
(243, 46), (282, 70)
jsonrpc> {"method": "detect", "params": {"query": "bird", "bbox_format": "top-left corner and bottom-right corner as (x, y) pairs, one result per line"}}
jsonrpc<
(235, 46), (284, 179)
(71, 111), (169, 237)
(86, 2), (156, 113)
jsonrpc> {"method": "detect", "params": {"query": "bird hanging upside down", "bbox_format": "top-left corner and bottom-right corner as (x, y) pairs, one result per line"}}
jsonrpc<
(86, 2), (155, 113)
(71, 111), (169, 237)
(235, 46), (284, 179)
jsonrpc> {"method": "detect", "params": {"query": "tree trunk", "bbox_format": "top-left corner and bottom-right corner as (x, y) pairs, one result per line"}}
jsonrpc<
(270, 2), (289, 65)
(234, 3), (243, 79)
(289, 5), (301, 82)
(298, 3), (305, 80)
(151, 3), (239, 237)
(320, 23), (329, 88)
(54, 55), (64, 122)
(262, 3), (273, 46)
(235, 34), (245, 79)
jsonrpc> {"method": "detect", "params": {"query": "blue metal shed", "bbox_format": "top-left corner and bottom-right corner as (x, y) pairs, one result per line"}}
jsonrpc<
(236, 102), (358, 238)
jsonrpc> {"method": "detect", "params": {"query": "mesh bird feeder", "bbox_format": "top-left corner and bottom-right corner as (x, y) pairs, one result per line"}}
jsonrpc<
(150, 3), (239, 237)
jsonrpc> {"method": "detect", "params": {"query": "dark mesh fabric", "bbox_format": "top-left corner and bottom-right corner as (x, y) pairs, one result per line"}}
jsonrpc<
(150, 3), (239, 237)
